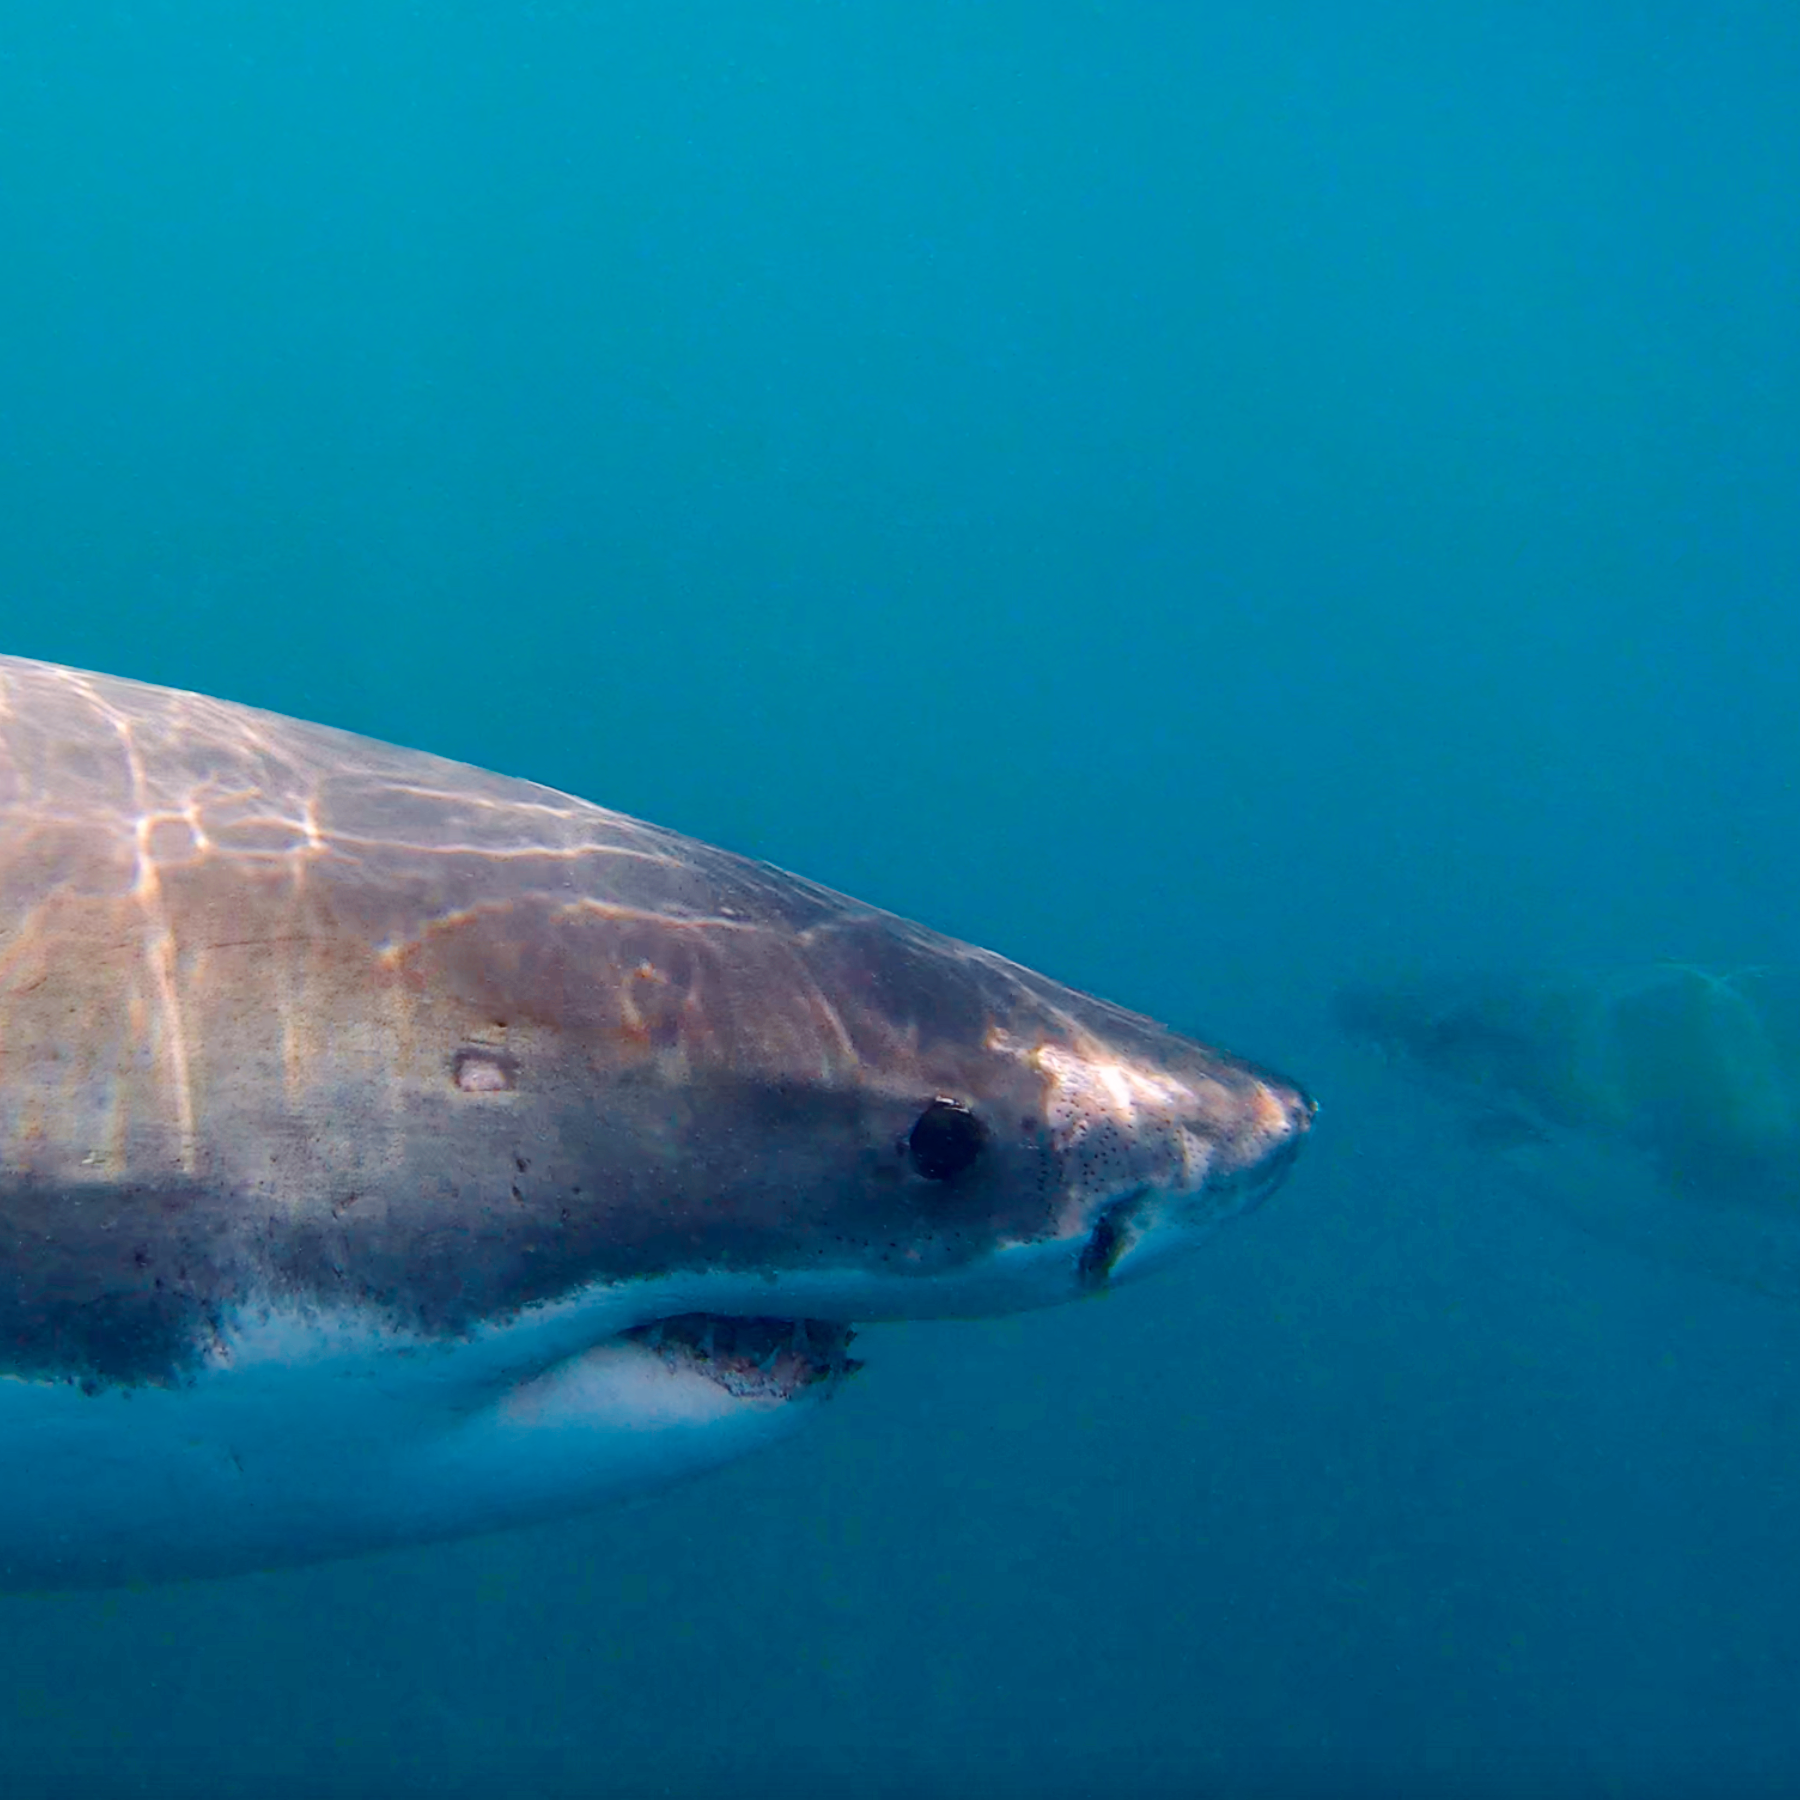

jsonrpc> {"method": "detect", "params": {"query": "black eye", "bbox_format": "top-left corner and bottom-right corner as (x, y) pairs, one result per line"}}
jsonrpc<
(908, 1099), (988, 1183)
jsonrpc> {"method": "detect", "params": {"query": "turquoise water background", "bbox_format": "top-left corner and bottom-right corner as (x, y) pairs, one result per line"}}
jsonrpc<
(2, 4), (1798, 1793)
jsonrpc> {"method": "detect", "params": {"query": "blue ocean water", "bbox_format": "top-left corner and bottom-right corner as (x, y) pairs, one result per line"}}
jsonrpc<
(1, 2), (1797, 1793)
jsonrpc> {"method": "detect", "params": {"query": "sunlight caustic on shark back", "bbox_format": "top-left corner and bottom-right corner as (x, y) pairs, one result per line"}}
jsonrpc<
(0, 655), (1311, 1589)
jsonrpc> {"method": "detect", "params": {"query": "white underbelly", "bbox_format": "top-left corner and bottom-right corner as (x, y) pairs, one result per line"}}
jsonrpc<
(0, 1237), (1091, 1590)
(0, 1306), (820, 1590)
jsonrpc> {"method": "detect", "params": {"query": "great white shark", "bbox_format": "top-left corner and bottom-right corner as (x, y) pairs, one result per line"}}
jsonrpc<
(1336, 965), (1800, 1301)
(0, 656), (1312, 1589)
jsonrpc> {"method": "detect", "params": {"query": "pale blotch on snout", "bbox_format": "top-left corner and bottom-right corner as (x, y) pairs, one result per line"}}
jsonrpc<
(452, 1048), (517, 1093)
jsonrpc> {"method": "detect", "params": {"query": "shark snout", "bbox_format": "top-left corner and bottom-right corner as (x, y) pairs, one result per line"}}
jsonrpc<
(1241, 1077), (1314, 1204)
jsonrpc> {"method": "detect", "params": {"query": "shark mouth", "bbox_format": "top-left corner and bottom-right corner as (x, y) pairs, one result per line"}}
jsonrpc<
(621, 1314), (862, 1402)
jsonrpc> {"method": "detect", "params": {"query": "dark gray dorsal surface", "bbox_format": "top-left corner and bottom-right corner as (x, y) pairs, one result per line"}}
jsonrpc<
(0, 657), (1311, 1385)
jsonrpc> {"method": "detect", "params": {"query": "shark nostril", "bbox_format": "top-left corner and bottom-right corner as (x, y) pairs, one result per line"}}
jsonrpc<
(1266, 1124), (1308, 1180)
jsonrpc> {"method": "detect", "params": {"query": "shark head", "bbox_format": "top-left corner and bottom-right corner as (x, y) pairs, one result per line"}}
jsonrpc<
(0, 656), (1312, 1587)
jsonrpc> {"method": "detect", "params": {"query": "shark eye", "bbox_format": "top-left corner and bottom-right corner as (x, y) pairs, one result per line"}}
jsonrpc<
(908, 1099), (988, 1183)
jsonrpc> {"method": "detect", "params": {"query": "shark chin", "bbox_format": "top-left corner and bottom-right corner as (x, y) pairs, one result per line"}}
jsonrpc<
(0, 656), (1313, 1589)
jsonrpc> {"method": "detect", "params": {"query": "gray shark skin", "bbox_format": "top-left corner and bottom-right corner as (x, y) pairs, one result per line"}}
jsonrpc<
(0, 655), (1311, 1587)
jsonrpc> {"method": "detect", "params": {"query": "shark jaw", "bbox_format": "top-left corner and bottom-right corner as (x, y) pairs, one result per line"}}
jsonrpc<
(0, 1183), (1298, 1595)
